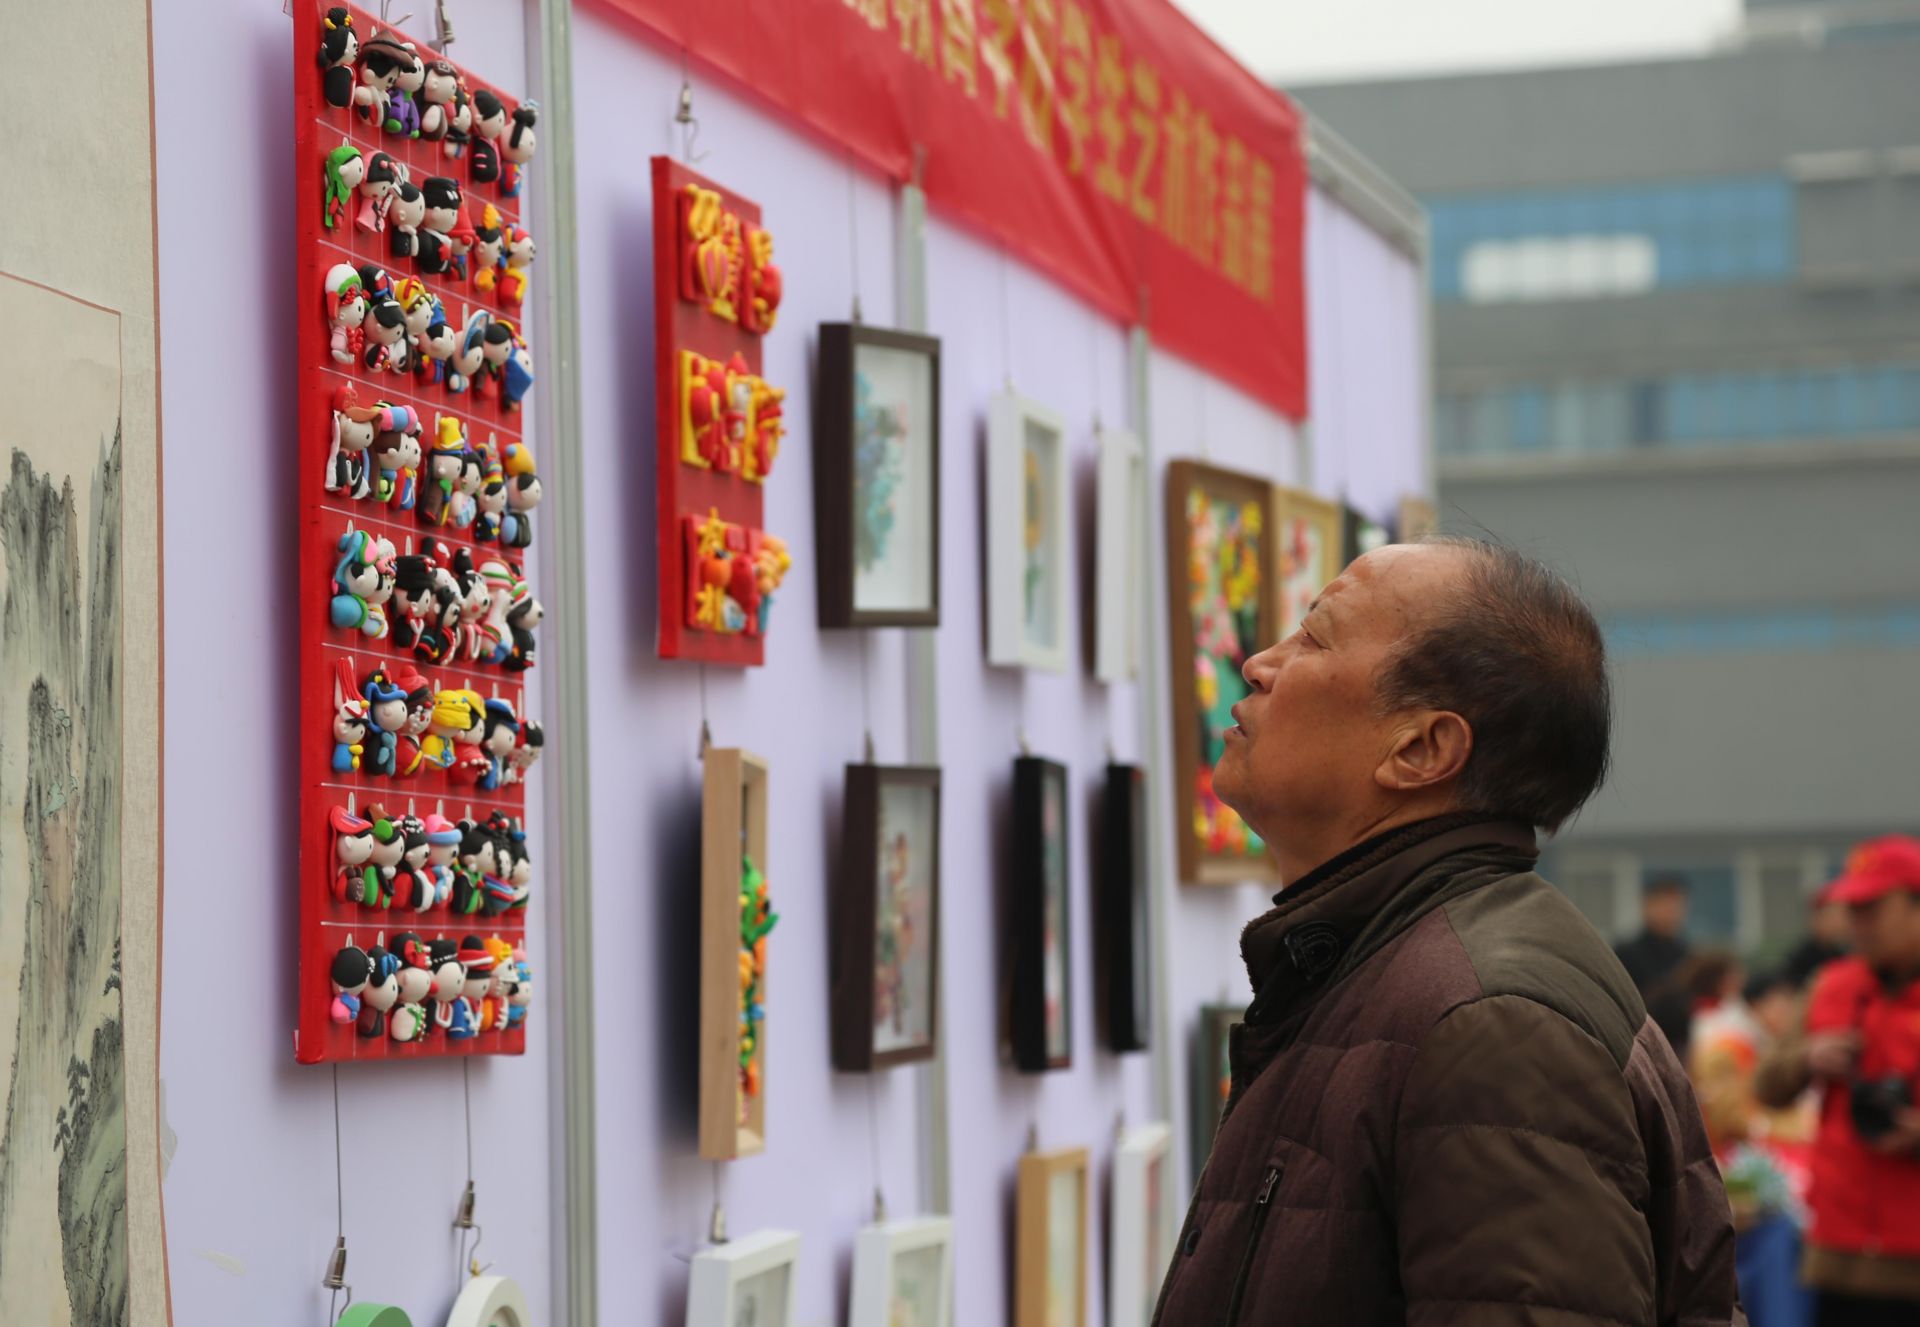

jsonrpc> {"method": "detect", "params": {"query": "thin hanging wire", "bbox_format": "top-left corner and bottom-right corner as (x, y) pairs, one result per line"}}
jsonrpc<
(865, 1074), (887, 1223)
(333, 1066), (345, 1239)
(462, 1058), (474, 1185)
(1089, 317), (1104, 433)
(697, 664), (712, 756)
(859, 636), (876, 763)
(326, 1065), (350, 1324)
(675, 48), (704, 164)
(847, 159), (864, 323)
(708, 1160), (728, 1243)
(1198, 376), (1212, 460)
(997, 251), (1014, 390)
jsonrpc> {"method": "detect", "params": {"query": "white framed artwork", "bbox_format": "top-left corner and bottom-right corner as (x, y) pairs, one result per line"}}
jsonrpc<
(446, 1274), (534, 1327)
(686, 1228), (801, 1327)
(848, 1216), (955, 1327)
(987, 391), (1073, 673)
(1093, 427), (1145, 683)
(1110, 1124), (1176, 1327)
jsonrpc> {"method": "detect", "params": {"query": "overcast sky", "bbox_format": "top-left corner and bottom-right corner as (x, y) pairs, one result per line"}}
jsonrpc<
(1172, 0), (1746, 86)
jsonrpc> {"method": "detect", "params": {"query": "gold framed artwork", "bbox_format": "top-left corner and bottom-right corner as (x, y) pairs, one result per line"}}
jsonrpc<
(1015, 1146), (1090, 1327)
(1272, 485), (1343, 640)
(700, 748), (774, 1161)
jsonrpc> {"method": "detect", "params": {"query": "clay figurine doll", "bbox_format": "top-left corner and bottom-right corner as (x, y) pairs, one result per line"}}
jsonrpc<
(447, 447), (484, 532)
(318, 8), (362, 109)
(388, 181), (425, 261)
(325, 383), (376, 496)
(360, 668), (409, 777)
(390, 816), (432, 910)
(356, 33), (413, 130)
(480, 937), (515, 1031)
(413, 305), (458, 388)
(323, 265), (368, 366)
(417, 59), (460, 140)
(468, 89), (507, 184)
(505, 948), (532, 1029)
(503, 586), (542, 672)
(501, 338), (534, 414)
(451, 937), (493, 1038)
(503, 719), (543, 787)
(356, 945), (402, 1039)
(364, 811), (404, 909)
(421, 688), (485, 772)
(329, 943), (372, 1024)
(361, 297), (409, 375)
(331, 529), (394, 640)
(331, 694), (370, 773)
(442, 84), (474, 161)
(356, 151), (401, 234)
(323, 144), (365, 232)
(451, 820), (495, 916)
(444, 311), (490, 396)
(418, 414), (468, 527)
(416, 178), (463, 277)
(501, 471), (540, 550)
(395, 277), (436, 343)
(472, 470), (507, 544)
(368, 404), (422, 507)
(388, 547), (437, 651)
(426, 937), (467, 1036)
(470, 206), (506, 294)
(471, 553), (515, 662)
(502, 820), (533, 911)
(388, 45), (425, 139)
(410, 563), (466, 666)
(387, 933), (434, 1042)
(331, 806), (377, 904)
(389, 661), (436, 777)
(499, 226), (535, 308)
(500, 102), (537, 198)
(421, 813), (462, 909)
(477, 697), (519, 792)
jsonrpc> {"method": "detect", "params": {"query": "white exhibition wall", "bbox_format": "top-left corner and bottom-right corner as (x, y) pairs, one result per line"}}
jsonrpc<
(149, 3), (1428, 1324)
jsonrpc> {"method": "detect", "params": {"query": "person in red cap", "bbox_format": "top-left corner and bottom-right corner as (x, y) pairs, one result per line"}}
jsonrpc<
(1757, 835), (1920, 1326)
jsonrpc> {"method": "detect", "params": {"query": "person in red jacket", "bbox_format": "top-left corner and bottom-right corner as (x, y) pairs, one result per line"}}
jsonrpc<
(1757, 835), (1920, 1327)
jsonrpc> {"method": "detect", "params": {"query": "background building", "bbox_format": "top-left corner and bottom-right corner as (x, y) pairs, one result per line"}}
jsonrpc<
(1294, 0), (1920, 955)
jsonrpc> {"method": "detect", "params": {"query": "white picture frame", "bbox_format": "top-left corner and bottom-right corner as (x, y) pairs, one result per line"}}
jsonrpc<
(849, 1216), (955, 1327)
(1110, 1124), (1176, 1327)
(987, 390), (1073, 673)
(446, 1274), (534, 1327)
(685, 1228), (801, 1327)
(1093, 427), (1145, 683)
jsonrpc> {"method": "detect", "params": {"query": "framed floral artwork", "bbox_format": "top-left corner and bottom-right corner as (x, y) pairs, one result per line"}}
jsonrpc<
(1110, 1124), (1176, 1327)
(814, 323), (941, 627)
(832, 764), (942, 1071)
(700, 748), (774, 1160)
(849, 1216), (954, 1327)
(1094, 763), (1151, 1054)
(1015, 1146), (1090, 1327)
(988, 391), (1072, 672)
(1093, 427), (1146, 683)
(685, 1228), (801, 1327)
(1010, 756), (1073, 1072)
(1341, 503), (1390, 569)
(1273, 485), (1343, 641)
(1163, 461), (1280, 886)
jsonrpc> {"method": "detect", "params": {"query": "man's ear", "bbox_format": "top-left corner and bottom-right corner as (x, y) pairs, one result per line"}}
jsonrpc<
(1375, 711), (1473, 794)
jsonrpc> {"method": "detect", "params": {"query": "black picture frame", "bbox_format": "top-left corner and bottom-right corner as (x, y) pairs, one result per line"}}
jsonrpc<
(1190, 1003), (1242, 1176)
(831, 764), (943, 1072)
(1011, 755), (1072, 1073)
(1095, 763), (1152, 1054)
(1341, 504), (1390, 569)
(813, 322), (943, 628)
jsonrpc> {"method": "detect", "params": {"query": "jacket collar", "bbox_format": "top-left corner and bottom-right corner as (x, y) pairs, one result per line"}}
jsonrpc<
(1241, 813), (1539, 1022)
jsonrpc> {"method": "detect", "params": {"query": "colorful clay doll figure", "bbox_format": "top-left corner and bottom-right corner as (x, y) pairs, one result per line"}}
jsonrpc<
(386, 933), (434, 1043)
(448, 447), (484, 532)
(360, 668), (409, 776)
(388, 45), (425, 139)
(326, 383), (377, 497)
(368, 408), (422, 509)
(331, 528), (394, 640)
(471, 319), (517, 404)
(451, 938), (493, 1039)
(501, 103), (537, 198)
(410, 564), (465, 666)
(441, 84), (474, 160)
(445, 200), (479, 285)
(416, 60), (460, 140)
(323, 144), (365, 232)
(470, 207), (506, 294)
(361, 298), (410, 375)
(355, 33), (410, 128)
(472, 473), (507, 545)
(451, 820), (494, 916)
(477, 697), (519, 792)
(389, 661), (436, 777)
(503, 719), (543, 787)
(499, 472), (539, 551)
(323, 265), (368, 367)
(421, 813), (462, 910)
(417, 415), (468, 527)
(480, 937), (515, 1031)
(499, 227), (535, 308)
(427, 938), (468, 1037)
(318, 8), (362, 110)
(330, 806), (377, 904)
(505, 947), (532, 1029)
(356, 151), (401, 234)
(468, 89), (507, 184)
(413, 305), (457, 388)
(394, 277), (435, 344)
(356, 945), (402, 1039)
(444, 311), (490, 396)
(503, 587), (542, 673)
(387, 181), (425, 261)
(329, 943), (372, 1025)
(416, 178), (463, 277)
(331, 694), (370, 773)
(470, 554), (515, 662)
(388, 549), (437, 651)
(387, 816), (431, 909)
(420, 688), (485, 772)
(501, 340), (534, 415)
(364, 812), (404, 909)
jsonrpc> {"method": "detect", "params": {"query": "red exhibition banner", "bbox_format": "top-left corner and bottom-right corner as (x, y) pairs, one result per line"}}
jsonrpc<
(587, 0), (1309, 419)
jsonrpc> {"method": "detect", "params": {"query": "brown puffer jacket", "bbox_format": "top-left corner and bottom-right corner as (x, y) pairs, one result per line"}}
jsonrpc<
(1153, 815), (1745, 1327)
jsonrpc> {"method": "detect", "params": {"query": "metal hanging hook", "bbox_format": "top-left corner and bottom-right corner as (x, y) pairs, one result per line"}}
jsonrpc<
(431, 0), (455, 52)
(675, 79), (706, 163)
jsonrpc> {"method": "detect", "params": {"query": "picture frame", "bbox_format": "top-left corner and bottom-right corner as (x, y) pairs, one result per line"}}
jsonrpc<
(1341, 504), (1390, 569)
(1010, 756), (1073, 1072)
(832, 764), (943, 1071)
(1093, 427), (1146, 683)
(1015, 1146), (1091, 1327)
(446, 1275), (534, 1327)
(700, 748), (773, 1161)
(1110, 1124), (1176, 1327)
(1094, 763), (1151, 1054)
(685, 1228), (802, 1327)
(1163, 461), (1281, 887)
(813, 323), (942, 628)
(1189, 1004), (1242, 1178)
(1273, 485), (1343, 641)
(987, 391), (1073, 672)
(848, 1216), (955, 1327)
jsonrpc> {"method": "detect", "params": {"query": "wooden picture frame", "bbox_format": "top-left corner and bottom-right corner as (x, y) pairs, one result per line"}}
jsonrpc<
(1110, 1124), (1176, 1327)
(849, 1216), (955, 1327)
(1189, 1004), (1242, 1178)
(1016, 1147), (1091, 1327)
(1341, 504), (1390, 569)
(700, 748), (772, 1161)
(1093, 427), (1146, 682)
(1011, 756), (1073, 1072)
(1163, 461), (1281, 887)
(988, 391), (1073, 672)
(1095, 763), (1151, 1054)
(1273, 485), (1343, 640)
(685, 1228), (802, 1327)
(813, 323), (943, 628)
(832, 764), (943, 1071)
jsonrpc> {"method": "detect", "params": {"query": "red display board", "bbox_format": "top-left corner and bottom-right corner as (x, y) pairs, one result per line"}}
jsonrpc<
(652, 157), (792, 666)
(594, 0), (1309, 420)
(294, 3), (542, 1063)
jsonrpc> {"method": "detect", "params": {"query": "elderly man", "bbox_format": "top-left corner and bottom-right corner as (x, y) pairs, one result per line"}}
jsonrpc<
(1152, 538), (1744, 1327)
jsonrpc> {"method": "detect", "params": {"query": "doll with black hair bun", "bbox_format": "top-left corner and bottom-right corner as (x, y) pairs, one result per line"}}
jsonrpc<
(329, 943), (373, 1024)
(361, 298), (409, 375)
(417, 177), (463, 276)
(501, 102), (537, 198)
(355, 945), (402, 1038)
(356, 34), (413, 130)
(468, 89), (507, 184)
(388, 182), (425, 261)
(418, 61), (460, 140)
(318, 8), (363, 110)
(356, 152), (401, 234)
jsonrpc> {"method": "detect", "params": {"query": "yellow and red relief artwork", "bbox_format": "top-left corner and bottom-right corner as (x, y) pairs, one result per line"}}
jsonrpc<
(682, 508), (793, 639)
(677, 184), (783, 334)
(679, 350), (785, 483)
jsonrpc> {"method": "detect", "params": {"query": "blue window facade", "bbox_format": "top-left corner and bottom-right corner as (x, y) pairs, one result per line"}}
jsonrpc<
(1438, 365), (1920, 456)
(1427, 176), (1797, 301)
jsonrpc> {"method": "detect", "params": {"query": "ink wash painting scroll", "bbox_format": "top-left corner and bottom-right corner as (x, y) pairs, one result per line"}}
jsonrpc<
(0, 274), (131, 1323)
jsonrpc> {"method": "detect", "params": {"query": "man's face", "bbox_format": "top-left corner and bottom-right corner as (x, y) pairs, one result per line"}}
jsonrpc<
(1214, 544), (1464, 844)
(1644, 889), (1688, 939)
(1811, 900), (1852, 947)
(1850, 890), (1920, 972)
